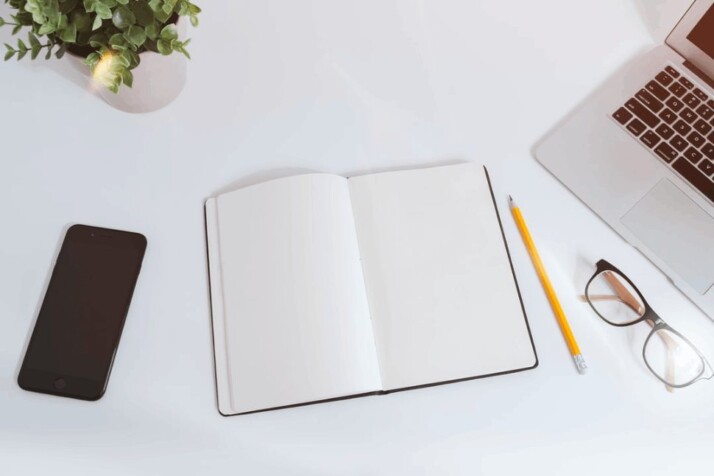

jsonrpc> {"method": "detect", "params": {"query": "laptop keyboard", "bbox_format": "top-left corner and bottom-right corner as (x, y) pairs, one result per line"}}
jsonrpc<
(612, 65), (714, 203)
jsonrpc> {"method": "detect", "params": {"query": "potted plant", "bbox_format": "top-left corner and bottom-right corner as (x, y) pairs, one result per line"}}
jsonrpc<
(1, 0), (201, 112)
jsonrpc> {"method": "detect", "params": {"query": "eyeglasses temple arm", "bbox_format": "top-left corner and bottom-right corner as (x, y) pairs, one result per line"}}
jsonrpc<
(601, 272), (646, 315)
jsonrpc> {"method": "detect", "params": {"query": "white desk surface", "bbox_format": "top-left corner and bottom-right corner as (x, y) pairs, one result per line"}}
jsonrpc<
(2, 1), (713, 474)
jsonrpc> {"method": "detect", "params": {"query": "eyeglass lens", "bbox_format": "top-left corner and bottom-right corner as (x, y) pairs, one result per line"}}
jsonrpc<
(644, 328), (705, 386)
(586, 270), (645, 325)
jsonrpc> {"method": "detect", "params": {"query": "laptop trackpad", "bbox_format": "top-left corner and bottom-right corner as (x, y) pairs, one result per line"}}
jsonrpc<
(621, 179), (714, 295)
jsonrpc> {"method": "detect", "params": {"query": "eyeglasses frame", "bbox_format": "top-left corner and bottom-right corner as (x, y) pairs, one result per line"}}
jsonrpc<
(585, 259), (713, 388)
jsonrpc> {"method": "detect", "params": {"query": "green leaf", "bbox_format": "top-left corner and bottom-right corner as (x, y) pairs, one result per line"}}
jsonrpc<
(112, 6), (136, 30)
(57, 14), (69, 31)
(15, 12), (34, 26)
(17, 48), (27, 60)
(92, 15), (102, 31)
(4, 49), (15, 61)
(38, 22), (55, 35)
(153, 8), (170, 23)
(125, 25), (146, 47)
(60, 0), (79, 14)
(31, 44), (41, 59)
(0, 18), (5, 27)
(95, 3), (113, 20)
(58, 23), (77, 43)
(84, 51), (100, 67)
(17, 39), (27, 51)
(121, 68), (133, 88)
(115, 52), (130, 67)
(162, 1), (176, 15)
(160, 24), (177, 41)
(156, 38), (171, 55)
(89, 33), (108, 48)
(109, 32), (128, 50)
(12, 24), (22, 35)
(25, 0), (47, 25)
(71, 11), (92, 32)
(190, 15), (198, 27)
(132, 2), (155, 27)
(55, 43), (67, 59)
(145, 23), (159, 40)
(28, 32), (40, 49)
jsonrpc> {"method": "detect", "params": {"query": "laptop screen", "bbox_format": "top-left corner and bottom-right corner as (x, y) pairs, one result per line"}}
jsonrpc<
(688, 4), (714, 58)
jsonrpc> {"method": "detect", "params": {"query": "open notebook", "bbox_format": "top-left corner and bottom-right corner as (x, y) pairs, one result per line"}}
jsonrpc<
(205, 163), (537, 415)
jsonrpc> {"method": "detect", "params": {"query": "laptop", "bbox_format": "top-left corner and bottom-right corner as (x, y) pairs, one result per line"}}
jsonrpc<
(535, 0), (714, 318)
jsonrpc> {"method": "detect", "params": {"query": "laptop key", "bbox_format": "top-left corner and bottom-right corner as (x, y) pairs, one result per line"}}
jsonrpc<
(694, 118), (712, 135)
(708, 99), (714, 109)
(709, 131), (714, 143)
(627, 118), (647, 136)
(657, 71), (674, 87)
(665, 66), (680, 78)
(626, 98), (660, 128)
(679, 77), (694, 90)
(698, 159), (714, 176)
(689, 131), (706, 148)
(646, 81), (670, 101)
(641, 130), (661, 148)
(684, 147), (703, 164)
(655, 123), (675, 140)
(671, 135), (689, 152)
(684, 93), (701, 109)
(697, 104), (714, 121)
(669, 82), (687, 97)
(666, 97), (684, 112)
(672, 158), (714, 203)
(613, 107), (633, 125)
(703, 144), (714, 160)
(654, 142), (678, 163)
(637, 89), (664, 113)
(659, 108), (677, 124)
(674, 119), (692, 135)
(693, 88), (709, 102)
(680, 108), (697, 123)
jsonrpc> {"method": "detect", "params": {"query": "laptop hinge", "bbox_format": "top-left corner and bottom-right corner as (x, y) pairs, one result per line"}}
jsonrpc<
(683, 61), (714, 90)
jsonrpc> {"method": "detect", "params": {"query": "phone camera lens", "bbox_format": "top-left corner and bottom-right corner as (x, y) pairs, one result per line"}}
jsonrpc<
(90, 233), (95, 237)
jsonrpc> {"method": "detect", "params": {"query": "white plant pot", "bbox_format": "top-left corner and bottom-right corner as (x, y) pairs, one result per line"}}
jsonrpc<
(67, 21), (187, 113)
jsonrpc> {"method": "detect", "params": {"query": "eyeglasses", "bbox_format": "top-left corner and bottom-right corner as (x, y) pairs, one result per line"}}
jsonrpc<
(584, 259), (713, 388)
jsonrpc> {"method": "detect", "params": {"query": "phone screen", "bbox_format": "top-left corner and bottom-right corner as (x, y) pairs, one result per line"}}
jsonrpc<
(18, 225), (146, 400)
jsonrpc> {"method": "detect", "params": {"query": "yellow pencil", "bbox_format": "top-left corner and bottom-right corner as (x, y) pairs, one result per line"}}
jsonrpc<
(509, 196), (587, 374)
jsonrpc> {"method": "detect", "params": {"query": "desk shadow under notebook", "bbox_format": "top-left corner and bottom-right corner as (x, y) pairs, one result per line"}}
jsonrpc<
(205, 163), (537, 415)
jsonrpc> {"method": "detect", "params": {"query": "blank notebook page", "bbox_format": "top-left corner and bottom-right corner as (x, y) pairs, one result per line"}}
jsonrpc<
(209, 175), (382, 414)
(348, 164), (537, 391)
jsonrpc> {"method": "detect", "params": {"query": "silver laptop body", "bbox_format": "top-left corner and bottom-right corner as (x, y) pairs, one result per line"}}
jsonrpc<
(536, 0), (714, 318)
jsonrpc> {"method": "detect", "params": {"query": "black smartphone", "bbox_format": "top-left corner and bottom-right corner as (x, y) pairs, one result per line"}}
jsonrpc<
(18, 224), (147, 401)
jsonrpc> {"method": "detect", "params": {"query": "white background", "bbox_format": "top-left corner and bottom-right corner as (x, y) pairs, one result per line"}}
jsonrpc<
(2, 0), (714, 474)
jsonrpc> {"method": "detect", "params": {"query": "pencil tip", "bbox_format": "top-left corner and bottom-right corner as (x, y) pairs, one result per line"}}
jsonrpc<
(508, 195), (513, 202)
